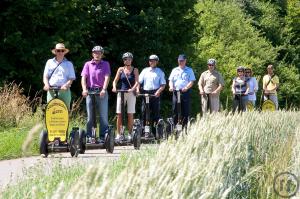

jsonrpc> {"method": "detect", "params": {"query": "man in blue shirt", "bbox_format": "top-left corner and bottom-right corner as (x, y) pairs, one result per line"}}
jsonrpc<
(139, 54), (166, 137)
(169, 54), (196, 127)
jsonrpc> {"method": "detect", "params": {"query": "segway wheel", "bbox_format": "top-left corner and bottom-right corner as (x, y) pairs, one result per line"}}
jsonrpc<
(69, 130), (79, 157)
(133, 128), (141, 150)
(39, 130), (48, 158)
(79, 129), (86, 154)
(105, 126), (115, 153)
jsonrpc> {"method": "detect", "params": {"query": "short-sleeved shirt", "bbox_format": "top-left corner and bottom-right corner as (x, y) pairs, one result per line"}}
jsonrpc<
(139, 67), (166, 91)
(43, 58), (76, 87)
(263, 74), (279, 95)
(81, 59), (111, 88)
(198, 70), (224, 93)
(246, 77), (258, 100)
(168, 66), (196, 90)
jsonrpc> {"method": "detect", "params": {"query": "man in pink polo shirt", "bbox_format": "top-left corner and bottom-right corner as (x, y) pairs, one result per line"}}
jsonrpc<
(81, 45), (111, 143)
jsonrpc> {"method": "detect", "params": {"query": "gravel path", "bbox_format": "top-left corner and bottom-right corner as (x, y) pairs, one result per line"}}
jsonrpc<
(0, 146), (134, 189)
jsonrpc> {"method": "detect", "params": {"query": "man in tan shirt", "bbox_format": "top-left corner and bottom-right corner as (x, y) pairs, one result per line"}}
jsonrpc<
(198, 59), (224, 113)
(262, 64), (279, 110)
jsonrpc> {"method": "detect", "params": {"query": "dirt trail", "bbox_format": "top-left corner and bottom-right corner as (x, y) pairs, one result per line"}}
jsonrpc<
(0, 146), (134, 189)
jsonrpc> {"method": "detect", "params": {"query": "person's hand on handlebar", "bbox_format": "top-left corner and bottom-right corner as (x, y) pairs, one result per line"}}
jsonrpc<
(82, 89), (88, 97)
(154, 90), (161, 97)
(43, 84), (50, 91)
(112, 86), (117, 93)
(100, 89), (106, 97)
(60, 84), (69, 90)
(181, 87), (188, 93)
(169, 87), (174, 92)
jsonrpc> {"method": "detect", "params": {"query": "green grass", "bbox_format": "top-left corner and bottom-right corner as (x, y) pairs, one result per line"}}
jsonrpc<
(0, 126), (39, 160)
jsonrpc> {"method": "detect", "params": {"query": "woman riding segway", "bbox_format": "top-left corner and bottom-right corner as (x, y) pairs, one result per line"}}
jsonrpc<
(112, 52), (140, 141)
(231, 66), (249, 113)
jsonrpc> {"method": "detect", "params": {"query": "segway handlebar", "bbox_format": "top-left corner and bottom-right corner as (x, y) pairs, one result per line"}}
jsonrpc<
(49, 86), (62, 92)
(115, 89), (130, 93)
(137, 93), (156, 98)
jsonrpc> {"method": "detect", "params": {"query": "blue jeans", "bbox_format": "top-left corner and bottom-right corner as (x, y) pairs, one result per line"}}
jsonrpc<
(86, 93), (108, 139)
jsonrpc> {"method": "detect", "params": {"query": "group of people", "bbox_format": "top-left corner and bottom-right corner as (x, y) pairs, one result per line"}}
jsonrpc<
(43, 43), (280, 142)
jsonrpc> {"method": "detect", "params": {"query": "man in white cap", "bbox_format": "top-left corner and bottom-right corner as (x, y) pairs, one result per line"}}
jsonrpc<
(169, 54), (196, 127)
(198, 58), (224, 113)
(139, 54), (166, 138)
(43, 43), (76, 110)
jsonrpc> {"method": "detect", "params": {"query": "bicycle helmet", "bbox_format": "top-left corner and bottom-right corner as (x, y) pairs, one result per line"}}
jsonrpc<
(149, 54), (159, 61)
(122, 52), (133, 59)
(92, 46), (104, 53)
(207, 58), (216, 65)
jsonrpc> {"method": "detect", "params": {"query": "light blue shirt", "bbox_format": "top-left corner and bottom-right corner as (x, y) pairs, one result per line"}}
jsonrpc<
(246, 77), (258, 101)
(43, 58), (76, 87)
(139, 67), (166, 90)
(168, 66), (196, 90)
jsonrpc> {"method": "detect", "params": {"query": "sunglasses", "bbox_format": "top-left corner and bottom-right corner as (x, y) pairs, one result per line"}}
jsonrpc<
(237, 70), (244, 72)
(208, 64), (214, 66)
(149, 59), (157, 62)
(56, 50), (65, 53)
(123, 58), (132, 61)
(245, 71), (251, 73)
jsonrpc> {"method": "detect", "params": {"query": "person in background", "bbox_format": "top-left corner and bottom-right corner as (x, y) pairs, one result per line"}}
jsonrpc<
(198, 58), (224, 114)
(231, 66), (249, 112)
(112, 52), (139, 141)
(262, 64), (279, 110)
(245, 68), (258, 107)
(169, 54), (196, 127)
(139, 54), (166, 138)
(43, 43), (76, 110)
(81, 45), (111, 143)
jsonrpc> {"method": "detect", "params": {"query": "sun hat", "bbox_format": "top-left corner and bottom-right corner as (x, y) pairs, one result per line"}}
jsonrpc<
(51, 43), (69, 55)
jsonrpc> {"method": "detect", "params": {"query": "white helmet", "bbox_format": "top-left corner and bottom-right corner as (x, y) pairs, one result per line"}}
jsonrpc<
(149, 54), (159, 61)
(122, 52), (133, 59)
(92, 45), (104, 53)
(207, 58), (216, 65)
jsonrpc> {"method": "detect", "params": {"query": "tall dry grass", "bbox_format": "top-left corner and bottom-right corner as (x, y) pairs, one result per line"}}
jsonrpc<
(46, 111), (299, 199)
(0, 83), (36, 128)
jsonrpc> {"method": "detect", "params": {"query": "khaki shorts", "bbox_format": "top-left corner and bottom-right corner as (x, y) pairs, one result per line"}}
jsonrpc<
(116, 92), (136, 114)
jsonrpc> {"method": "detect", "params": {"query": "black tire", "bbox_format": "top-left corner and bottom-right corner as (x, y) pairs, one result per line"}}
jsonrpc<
(156, 120), (165, 140)
(69, 130), (79, 157)
(105, 127), (114, 153)
(39, 130), (48, 158)
(79, 129), (86, 154)
(133, 127), (141, 150)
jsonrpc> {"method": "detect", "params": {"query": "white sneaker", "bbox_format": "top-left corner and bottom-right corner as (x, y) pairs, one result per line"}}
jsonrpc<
(115, 134), (120, 140)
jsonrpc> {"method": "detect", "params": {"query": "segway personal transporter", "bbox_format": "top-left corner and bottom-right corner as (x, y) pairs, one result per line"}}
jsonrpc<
(115, 90), (141, 149)
(137, 93), (165, 143)
(261, 93), (276, 111)
(82, 89), (115, 153)
(39, 87), (83, 157)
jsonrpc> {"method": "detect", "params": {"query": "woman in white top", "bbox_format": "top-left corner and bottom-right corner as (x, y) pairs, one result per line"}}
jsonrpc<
(245, 68), (258, 106)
